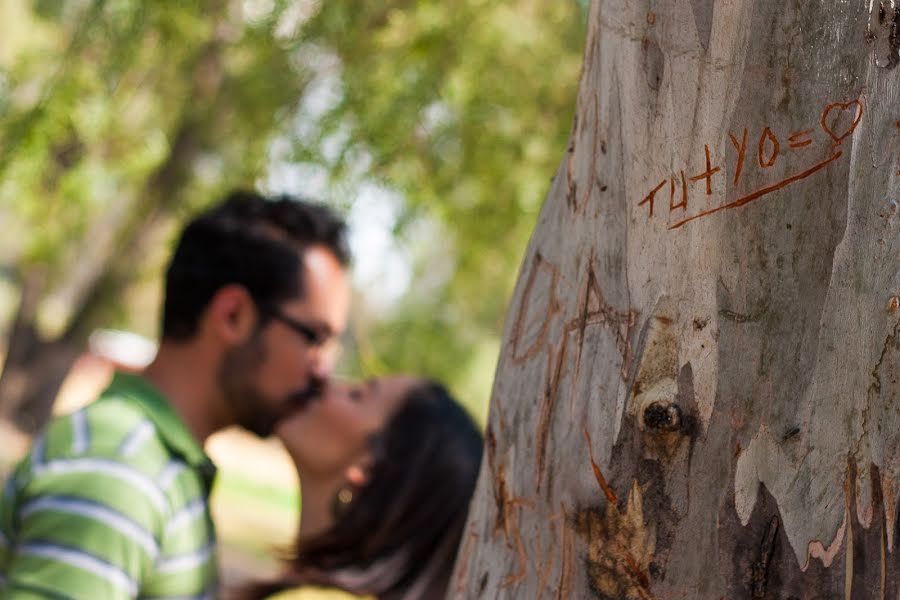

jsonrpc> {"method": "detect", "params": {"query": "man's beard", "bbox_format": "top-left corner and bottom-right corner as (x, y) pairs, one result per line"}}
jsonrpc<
(218, 335), (322, 438)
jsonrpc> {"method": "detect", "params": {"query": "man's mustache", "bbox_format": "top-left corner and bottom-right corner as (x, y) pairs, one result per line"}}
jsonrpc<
(288, 379), (325, 410)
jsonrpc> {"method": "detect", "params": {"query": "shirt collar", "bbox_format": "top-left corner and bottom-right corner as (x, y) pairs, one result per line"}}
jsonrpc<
(102, 371), (217, 489)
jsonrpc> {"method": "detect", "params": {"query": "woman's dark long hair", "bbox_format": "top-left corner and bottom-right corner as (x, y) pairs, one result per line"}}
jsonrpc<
(244, 381), (484, 599)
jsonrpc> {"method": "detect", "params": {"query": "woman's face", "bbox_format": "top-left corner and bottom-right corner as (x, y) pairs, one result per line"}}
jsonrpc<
(276, 375), (418, 480)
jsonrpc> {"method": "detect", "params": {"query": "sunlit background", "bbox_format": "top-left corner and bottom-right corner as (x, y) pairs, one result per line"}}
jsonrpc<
(0, 0), (586, 588)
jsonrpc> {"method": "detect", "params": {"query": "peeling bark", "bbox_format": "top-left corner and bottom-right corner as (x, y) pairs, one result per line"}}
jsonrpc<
(451, 0), (900, 597)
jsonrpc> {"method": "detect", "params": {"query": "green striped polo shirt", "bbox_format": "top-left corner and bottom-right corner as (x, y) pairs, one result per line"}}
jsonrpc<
(0, 372), (218, 599)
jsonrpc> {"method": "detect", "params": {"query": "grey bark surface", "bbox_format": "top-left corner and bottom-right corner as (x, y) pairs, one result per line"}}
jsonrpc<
(451, 1), (900, 598)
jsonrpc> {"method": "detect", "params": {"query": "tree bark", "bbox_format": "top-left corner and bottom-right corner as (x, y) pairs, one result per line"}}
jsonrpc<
(0, 271), (79, 432)
(451, 1), (900, 598)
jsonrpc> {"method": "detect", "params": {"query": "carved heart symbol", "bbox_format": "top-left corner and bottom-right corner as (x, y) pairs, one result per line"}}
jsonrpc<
(820, 100), (863, 144)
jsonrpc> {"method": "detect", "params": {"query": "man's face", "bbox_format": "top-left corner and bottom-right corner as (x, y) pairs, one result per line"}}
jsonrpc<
(220, 245), (350, 437)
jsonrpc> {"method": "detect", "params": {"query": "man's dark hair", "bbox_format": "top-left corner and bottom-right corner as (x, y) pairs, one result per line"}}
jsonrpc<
(162, 189), (350, 341)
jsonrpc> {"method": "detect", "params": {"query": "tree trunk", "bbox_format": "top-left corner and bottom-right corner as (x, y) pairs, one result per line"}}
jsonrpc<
(0, 272), (79, 433)
(451, 1), (899, 598)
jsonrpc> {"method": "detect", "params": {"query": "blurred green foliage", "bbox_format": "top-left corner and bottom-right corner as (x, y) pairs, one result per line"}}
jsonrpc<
(0, 0), (586, 422)
(0, 0), (310, 339)
(294, 2), (586, 417)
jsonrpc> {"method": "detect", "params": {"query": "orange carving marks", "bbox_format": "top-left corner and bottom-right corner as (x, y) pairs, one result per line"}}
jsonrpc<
(500, 525), (529, 588)
(453, 528), (479, 595)
(504, 504), (568, 597)
(668, 171), (688, 211)
(669, 150), (843, 230)
(569, 255), (636, 385)
(555, 516), (575, 600)
(638, 180), (666, 218)
(636, 97), (864, 229)
(728, 127), (749, 186)
(500, 496), (537, 588)
(510, 253), (562, 364)
(535, 338), (568, 485)
(757, 127), (780, 168)
(533, 259), (636, 487)
(788, 129), (813, 149)
(821, 100), (863, 144)
(487, 420), (535, 590)
(584, 427), (618, 504)
(580, 432), (658, 600)
(689, 144), (720, 195)
(535, 551), (556, 600)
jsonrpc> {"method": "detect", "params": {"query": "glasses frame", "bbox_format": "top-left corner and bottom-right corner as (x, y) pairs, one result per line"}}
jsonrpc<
(262, 304), (325, 347)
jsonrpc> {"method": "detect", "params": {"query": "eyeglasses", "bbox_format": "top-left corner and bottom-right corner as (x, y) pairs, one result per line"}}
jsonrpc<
(263, 305), (325, 345)
(263, 304), (343, 361)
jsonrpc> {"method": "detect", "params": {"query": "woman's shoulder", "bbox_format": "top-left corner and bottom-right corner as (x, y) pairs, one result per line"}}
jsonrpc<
(267, 586), (374, 600)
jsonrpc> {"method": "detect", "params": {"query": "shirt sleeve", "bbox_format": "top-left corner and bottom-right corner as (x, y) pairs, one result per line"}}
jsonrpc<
(0, 455), (166, 600)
